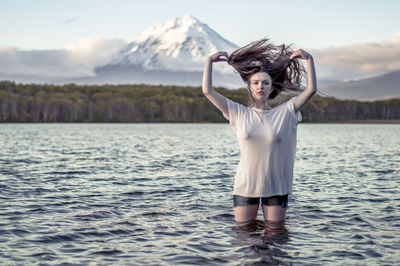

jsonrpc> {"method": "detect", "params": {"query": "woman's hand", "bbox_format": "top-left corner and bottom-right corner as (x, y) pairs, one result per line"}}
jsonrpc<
(208, 51), (229, 63)
(290, 49), (313, 60)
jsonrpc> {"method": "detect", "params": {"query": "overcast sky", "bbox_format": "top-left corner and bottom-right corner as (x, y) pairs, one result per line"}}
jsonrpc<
(1, 0), (400, 81)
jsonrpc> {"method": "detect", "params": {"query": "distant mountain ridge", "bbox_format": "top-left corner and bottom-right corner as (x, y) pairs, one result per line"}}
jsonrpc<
(319, 71), (400, 101)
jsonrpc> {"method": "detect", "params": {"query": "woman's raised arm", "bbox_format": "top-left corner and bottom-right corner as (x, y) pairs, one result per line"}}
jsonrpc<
(202, 52), (229, 118)
(290, 49), (317, 112)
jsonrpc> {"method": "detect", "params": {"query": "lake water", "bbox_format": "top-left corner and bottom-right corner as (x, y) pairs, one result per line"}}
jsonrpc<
(1, 123), (399, 265)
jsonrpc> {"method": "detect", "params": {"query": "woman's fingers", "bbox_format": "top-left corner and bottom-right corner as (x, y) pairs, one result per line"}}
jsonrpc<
(290, 49), (303, 59)
(218, 54), (228, 61)
(290, 49), (312, 60)
(215, 52), (228, 62)
(209, 51), (229, 62)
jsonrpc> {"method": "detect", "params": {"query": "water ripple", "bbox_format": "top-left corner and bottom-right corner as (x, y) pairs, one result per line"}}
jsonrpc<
(0, 123), (399, 265)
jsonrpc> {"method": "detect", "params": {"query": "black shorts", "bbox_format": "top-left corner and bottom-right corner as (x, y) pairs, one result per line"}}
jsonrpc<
(233, 194), (289, 208)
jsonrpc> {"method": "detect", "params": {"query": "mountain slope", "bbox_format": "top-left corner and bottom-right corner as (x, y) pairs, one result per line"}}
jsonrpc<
(109, 15), (238, 72)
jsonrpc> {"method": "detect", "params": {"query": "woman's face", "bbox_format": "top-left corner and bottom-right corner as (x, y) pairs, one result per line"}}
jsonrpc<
(249, 72), (273, 102)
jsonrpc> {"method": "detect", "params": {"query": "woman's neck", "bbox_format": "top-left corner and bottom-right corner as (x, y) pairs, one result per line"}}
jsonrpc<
(254, 100), (271, 110)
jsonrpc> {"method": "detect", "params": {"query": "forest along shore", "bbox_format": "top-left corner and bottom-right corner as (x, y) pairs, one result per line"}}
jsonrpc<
(1, 81), (399, 123)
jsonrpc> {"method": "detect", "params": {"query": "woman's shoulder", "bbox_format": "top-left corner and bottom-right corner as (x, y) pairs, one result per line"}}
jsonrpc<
(226, 98), (248, 111)
(265, 97), (297, 116)
(273, 97), (296, 109)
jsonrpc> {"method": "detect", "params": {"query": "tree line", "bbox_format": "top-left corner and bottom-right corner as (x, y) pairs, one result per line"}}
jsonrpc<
(0, 81), (399, 123)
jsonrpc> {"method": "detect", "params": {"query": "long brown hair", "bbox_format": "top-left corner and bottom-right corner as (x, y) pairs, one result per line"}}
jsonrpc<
(228, 38), (306, 104)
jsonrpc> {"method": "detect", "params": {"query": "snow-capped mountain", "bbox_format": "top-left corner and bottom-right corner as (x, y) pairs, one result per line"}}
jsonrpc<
(90, 15), (243, 87)
(108, 15), (238, 73)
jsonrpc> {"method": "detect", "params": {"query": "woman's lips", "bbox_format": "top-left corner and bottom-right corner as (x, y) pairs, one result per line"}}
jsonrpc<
(257, 91), (265, 95)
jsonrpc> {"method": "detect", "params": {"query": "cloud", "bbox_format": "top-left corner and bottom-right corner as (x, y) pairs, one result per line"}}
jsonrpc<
(63, 37), (127, 75)
(2, 33), (400, 83)
(0, 47), (73, 78)
(0, 37), (127, 80)
(312, 33), (400, 79)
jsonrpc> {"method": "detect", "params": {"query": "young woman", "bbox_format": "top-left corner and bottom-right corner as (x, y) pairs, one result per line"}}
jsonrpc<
(202, 39), (317, 224)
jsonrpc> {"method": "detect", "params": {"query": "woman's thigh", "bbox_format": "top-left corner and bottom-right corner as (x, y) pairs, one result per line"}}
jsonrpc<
(261, 195), (288, 222)
(261, 205), (286, 222)
(234, 205), (259, 223)
(233, 195), (260, 223)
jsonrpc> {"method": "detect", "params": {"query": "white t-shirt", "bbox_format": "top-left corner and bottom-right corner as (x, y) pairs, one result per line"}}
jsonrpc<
(224, 97), (302, 197)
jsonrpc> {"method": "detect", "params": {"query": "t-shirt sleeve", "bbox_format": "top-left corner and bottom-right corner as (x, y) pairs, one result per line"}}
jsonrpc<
(287, 97), (302, 124)
(224, 98), (243, 128)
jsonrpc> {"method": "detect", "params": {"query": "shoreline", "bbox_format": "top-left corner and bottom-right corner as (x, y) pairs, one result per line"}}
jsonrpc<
(326, 119), (400, 124)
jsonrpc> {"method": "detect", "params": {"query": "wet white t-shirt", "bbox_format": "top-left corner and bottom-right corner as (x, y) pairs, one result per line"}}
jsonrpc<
(224, 97), (301, 197)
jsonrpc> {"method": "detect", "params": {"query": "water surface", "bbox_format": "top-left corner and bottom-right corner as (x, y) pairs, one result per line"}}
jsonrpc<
(0, 123), (399, 265)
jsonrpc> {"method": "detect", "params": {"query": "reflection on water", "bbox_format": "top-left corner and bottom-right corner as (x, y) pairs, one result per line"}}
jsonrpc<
(232, 220), (290, 264)
(233, 220), (288, 240)
(0, 123), (399, 265)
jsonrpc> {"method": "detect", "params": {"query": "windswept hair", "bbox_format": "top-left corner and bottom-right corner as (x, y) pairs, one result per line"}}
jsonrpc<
(228, 38), (306, 103)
